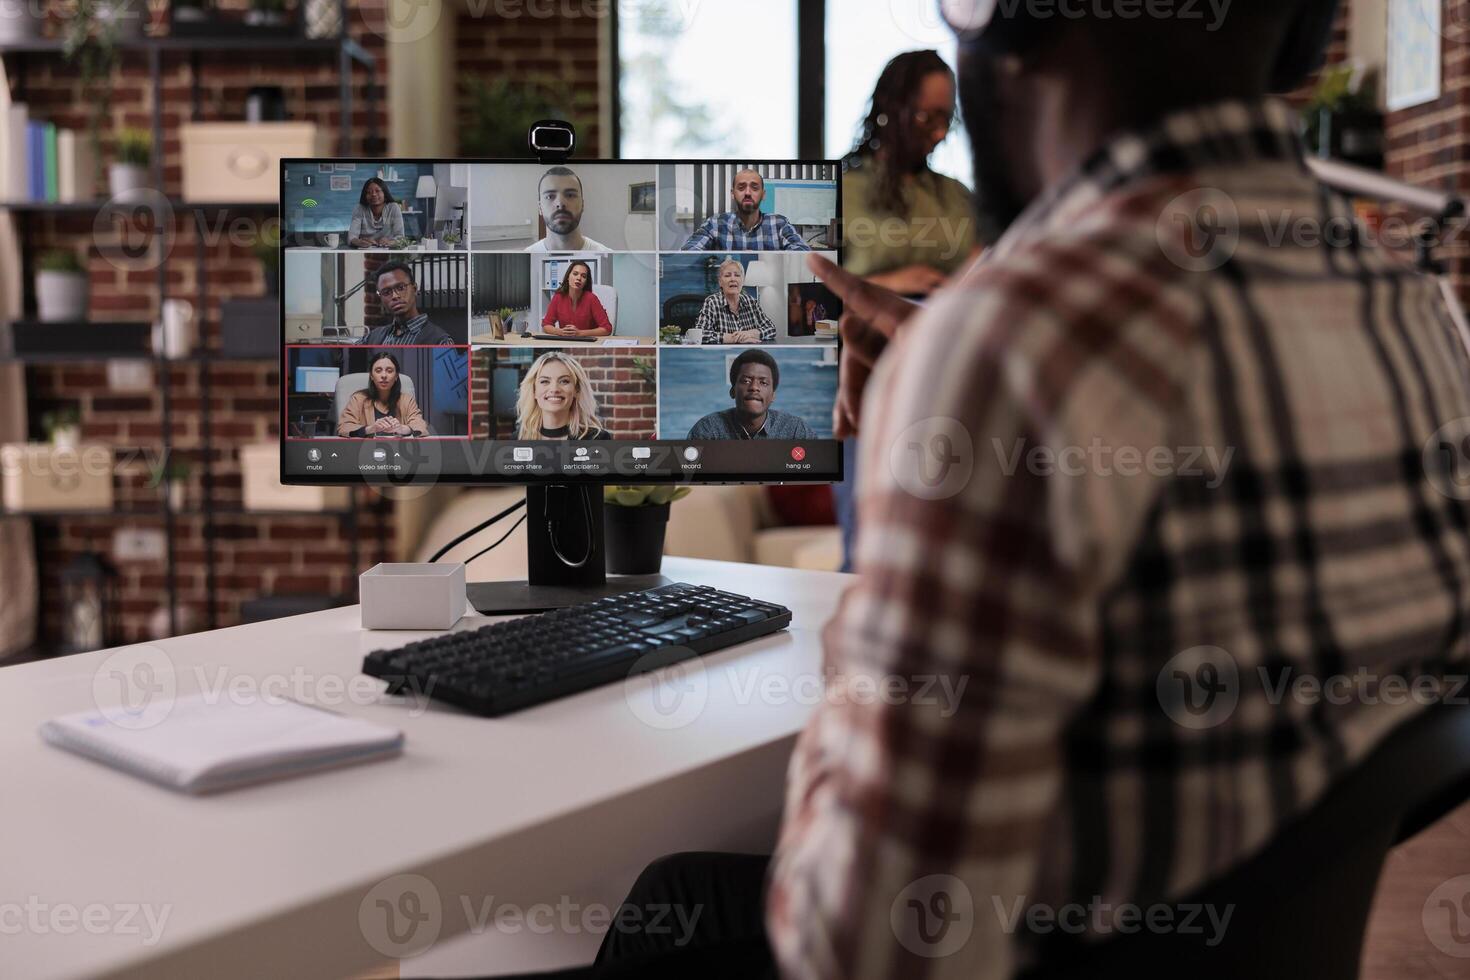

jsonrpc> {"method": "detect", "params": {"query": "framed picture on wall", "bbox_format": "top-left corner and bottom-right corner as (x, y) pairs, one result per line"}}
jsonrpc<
(630, 181), (655, 214)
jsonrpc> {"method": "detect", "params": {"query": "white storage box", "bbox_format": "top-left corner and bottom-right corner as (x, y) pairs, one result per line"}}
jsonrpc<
(360, 563), (467, 630)
(180, 123), (330, 203)
(0, 443), (113, 512)
(240, 443), (350, 512)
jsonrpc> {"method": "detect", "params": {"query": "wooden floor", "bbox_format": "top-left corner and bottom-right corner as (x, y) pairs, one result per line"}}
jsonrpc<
(1363, 799), (1470, 978)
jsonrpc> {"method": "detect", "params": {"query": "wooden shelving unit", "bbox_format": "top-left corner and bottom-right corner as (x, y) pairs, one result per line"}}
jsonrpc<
(1, 15), (382, 641)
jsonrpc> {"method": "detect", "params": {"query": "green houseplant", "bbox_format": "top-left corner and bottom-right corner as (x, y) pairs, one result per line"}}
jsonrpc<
(108, 127), (152, 200)
(35, 249), (89, 323)
(1303, 63), (1382, 169)
(252, 224), (282, 295)
(148, 456), (191, 511)
(603, 485), (691, 575)
(42, 407), (83, 449)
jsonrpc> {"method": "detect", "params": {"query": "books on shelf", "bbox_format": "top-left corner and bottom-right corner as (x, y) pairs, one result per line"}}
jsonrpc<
(0, 104), (95, 204)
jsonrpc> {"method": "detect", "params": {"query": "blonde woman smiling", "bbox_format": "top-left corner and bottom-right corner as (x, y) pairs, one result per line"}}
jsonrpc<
(515, 351), (612, 440)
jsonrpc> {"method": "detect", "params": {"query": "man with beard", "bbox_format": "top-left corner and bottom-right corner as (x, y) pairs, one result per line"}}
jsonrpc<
(680, 168), (812, 251)
(686, 348), (813, 440)
(483, 1), (1470, 977)
(526, 166), (609, 252)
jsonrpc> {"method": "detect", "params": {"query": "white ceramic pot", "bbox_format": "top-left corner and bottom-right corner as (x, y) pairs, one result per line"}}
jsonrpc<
(0, 1), (44, 42)
(35, 270), (89, 322)
(108, 163), (150, 202)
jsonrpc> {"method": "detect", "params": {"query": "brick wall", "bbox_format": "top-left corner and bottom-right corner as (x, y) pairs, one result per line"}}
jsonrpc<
(469, 347), (656, 440)
(9, 1), (392, 646)
(1384, 0), (1470, 303)
(453, 3), (604, 156)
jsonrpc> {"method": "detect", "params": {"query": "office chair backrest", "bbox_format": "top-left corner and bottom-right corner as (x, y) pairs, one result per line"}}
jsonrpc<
(591, 283), (617, 332)
(1020, 703), (1470, 979)
(333, 372), (416, 422)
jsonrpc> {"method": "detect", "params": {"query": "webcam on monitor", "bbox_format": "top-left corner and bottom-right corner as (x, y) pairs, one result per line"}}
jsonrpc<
(528, 120), (576, 162)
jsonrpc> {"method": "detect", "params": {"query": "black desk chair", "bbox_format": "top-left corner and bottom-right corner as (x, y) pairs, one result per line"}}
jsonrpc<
(1022, 703), (1470, 979)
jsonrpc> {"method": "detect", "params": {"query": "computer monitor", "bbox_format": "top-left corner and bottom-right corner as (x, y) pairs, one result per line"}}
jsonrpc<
(279, 157), (843, 612)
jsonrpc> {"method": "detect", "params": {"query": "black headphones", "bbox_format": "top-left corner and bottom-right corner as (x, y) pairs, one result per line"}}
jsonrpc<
(941, 0), (1341, 93)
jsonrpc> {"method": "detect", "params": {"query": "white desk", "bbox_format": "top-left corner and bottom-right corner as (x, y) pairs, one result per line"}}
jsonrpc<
(1, 558), (850, 979)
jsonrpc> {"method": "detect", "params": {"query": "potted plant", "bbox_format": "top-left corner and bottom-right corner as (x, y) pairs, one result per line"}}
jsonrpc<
(659, 324), (683, 346)
(42, 408), (83, 450)
(149, 456), (191, 511)
(603, 485), (690, 575)
(35, 249), (89, 322)
(108, 127), (152, 201)
(442, 231), (463, 250)
(1303, 63), (1383, 169)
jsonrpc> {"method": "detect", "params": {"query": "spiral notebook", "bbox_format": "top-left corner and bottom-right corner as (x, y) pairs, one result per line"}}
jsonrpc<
(40, 695), (405, 795)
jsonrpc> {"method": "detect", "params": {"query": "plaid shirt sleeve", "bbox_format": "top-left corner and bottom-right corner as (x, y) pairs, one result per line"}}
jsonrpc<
(681, 217), (717, 251)
(780, 219), (812, 251)
(767, 232), (1196, 978)
(692, 294), (718, 334)
(751, 298), (776, 342)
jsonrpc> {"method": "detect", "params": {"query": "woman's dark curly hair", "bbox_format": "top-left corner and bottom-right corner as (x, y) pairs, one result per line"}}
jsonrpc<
(844, 50), (955, 216)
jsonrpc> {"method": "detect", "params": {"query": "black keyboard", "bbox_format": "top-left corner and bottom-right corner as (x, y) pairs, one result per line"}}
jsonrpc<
(362, 583), (791, 717)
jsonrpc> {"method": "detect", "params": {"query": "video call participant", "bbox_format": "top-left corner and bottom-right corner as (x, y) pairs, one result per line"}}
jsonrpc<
(687, 348), (813, 440)
(337, 351), (429, 437)
(359, 261), (456, 346)
(691, 259), (776, 343)
(515, 351), (613, 440)
(681, 169), (812, 252)
(541, 260), (612, 338)
(348, 178), (405, 249)
(527, 167), (610, 252)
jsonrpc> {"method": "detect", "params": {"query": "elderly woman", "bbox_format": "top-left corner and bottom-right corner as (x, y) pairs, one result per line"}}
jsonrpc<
(337, 351), (429, 437)
(691, 258), (776, 344)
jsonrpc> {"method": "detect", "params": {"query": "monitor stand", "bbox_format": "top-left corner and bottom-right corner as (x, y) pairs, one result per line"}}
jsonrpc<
(465, 485), (672, 615)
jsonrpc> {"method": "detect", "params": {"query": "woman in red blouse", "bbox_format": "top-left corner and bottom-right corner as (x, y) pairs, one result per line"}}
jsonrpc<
(541, 260), (613, 338)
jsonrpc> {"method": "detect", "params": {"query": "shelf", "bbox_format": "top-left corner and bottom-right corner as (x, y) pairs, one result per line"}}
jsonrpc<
(0, 35), (374, 67)
(0, 199), (277, 213)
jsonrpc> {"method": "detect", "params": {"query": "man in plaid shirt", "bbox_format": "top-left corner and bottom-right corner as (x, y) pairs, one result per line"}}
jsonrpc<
(691, 258), (777, 343)
(681, 168), (813, 251)
(503, 1), (1470, 978)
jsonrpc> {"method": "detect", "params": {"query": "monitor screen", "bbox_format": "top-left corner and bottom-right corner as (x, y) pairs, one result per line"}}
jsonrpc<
(279, 159), (842, 486)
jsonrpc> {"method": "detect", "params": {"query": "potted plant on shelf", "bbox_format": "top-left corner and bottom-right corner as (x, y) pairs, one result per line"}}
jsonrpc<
(603, 485), (691, 575)
(35, 249), (89, 323)
(42, 408), (83, 450)
(149, 456), (191, 512)
(108, 127), (152, 201)
(442, 231), (462, 250)
(1304, 62), (1383, 169)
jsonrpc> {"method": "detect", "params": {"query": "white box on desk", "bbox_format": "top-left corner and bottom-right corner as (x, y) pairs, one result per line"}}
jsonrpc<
(180, 123), (330, 202)
(360, 563), (467, 630)
(0, 443), (113, 512)
(239, 443), (350, 512)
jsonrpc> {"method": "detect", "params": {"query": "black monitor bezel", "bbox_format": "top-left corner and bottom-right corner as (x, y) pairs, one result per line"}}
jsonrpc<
(278, 156), (844, 488)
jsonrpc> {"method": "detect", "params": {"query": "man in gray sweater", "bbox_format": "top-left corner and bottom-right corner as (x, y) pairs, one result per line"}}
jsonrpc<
(687, 348), (815, 440)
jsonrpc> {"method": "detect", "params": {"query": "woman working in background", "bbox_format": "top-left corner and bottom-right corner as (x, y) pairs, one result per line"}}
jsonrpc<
(516, 351), (612, 440)
(349, 178), (405, 248)
(841, 49), (979, 295)
(834, 50), (980, 571)
(337, 351), (429, 437)
(541, 260), (613, 338)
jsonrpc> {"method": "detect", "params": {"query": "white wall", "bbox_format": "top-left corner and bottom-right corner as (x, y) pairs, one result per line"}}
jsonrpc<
(611, 253), (657, 336)
(470, 163), (657, 250)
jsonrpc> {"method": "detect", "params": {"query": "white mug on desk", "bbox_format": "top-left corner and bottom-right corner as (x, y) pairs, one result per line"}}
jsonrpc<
(154, 299), (195, 359)
(682, 328), (703, 345)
